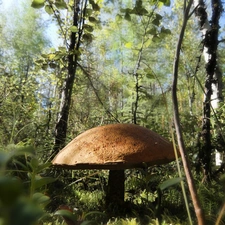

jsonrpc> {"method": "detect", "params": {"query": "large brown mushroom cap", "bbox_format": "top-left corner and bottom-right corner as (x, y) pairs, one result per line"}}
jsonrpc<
(52, 123), (176, 169)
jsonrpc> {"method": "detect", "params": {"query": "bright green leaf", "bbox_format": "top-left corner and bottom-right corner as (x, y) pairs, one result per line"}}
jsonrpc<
(158, 177), (184, 191)
(144, 39), (152, 48)
(125, 42), (132, 48)
(55, 0), (67, 9)
(48, 53), (56, 60)
(116, 14), (123, 22)
(45, 5), (54, 14)
(69, 26), (78, 33)
(152, 35), (160, 42)
(31, 0), (45, 8)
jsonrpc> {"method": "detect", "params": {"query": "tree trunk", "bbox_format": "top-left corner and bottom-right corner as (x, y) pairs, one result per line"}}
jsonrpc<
(194, 0), (223, 181)
(52, 0), (84, 157)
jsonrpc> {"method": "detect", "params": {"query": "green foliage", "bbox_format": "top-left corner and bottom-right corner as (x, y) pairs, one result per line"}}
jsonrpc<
(0, 145), (54, 225)
(31, 0), (45, 9)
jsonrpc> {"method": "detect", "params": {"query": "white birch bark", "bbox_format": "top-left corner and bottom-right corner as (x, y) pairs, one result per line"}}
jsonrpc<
(193, 0), (223, 166)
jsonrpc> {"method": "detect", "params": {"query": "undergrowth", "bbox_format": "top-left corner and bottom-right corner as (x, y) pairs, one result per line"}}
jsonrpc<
(1, 145), (225, 225)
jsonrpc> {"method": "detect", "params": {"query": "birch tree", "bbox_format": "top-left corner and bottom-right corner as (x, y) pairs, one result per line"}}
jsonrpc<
(194, 0), (223, 181)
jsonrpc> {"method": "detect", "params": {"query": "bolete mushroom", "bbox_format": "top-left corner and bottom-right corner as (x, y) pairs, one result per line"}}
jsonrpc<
(52, 123), (176, 213)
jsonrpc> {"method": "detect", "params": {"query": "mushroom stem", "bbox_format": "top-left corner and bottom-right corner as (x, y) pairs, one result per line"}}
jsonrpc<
(105, 170), (125, 211)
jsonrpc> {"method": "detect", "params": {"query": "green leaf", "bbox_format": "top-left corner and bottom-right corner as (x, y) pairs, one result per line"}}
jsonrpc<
(32, 192), (50, 206)
(152, 35), (160, 42)
(33, 176), (56, 189)
(54, 209), (77, 223)
(49, 62), (57, 68)
(41, 63), (48, 70)
(58, 46), (67, 52)
(144, 38), (152, 48)
(55, 0), (67, 9)
(159, 0), (171, 6)
(91, 3), (100, 11)
(48, 53), (56, 60)
(121, 8), (133, 14)
(88, 16), (98, 23)
(36, 162), (52, 173)
(152, 13), (162, 26)
(125, 42), (132, 48)
(11, 145), (35, 157)
(116, 14), (123, 22)
(30, 158), (39, 172)
(124, 12), (131, 21)
(31, 0), (45, 8)
(82, 33), (93, 43)
(41, 54), (49, 58)
(84, 24), (94, 32)
(146, 26), (157, 35)
(158, 177), (184, 191)
(35, 59), (45, 65)
(86, 8), (93, 16)
(45, 5), (54, 14)
(69, 26), (78, 33)
(133, 7), (148, 15)
(69, 49), (81, 56)
(161, 27), (171, 35)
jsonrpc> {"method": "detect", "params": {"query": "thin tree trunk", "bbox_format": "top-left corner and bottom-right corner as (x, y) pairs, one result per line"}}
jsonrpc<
(52, 0), (86, 157)
(194, 0), (223, 181)
(172, 0), (206, 224)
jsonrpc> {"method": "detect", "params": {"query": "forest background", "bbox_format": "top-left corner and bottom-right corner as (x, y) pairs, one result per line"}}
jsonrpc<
(1, 0), (225, 224)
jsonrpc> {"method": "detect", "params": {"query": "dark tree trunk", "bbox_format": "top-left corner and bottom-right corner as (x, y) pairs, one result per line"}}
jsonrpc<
(52, 0), (84, 158)
(200, 78), (212, 180)
(105, 170), (125, 215)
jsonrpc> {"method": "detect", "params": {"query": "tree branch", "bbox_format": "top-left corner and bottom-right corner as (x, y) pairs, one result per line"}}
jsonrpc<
(172, 0), (206, 224)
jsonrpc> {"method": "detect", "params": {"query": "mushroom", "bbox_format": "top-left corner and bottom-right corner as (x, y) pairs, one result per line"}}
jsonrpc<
(52, 123), (176, 213)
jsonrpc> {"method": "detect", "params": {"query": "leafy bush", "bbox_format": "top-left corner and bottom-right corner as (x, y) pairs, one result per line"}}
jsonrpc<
(0, 145), (54, 225)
